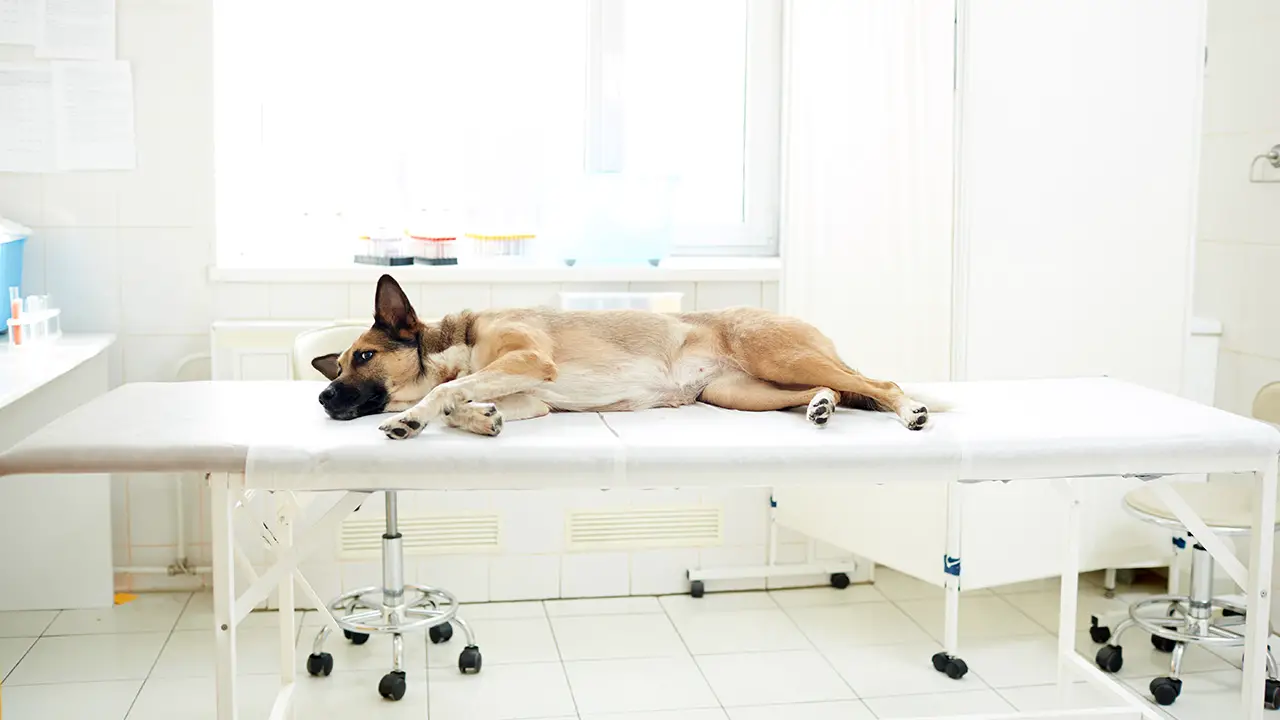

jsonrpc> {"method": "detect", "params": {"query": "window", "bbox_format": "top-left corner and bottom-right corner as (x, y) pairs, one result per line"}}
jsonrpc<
(214, 0), (782, 267)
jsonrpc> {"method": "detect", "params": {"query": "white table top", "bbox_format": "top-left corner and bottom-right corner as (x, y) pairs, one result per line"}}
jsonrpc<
(0, 334), (115, 412)
(0, 377), (1275, 491)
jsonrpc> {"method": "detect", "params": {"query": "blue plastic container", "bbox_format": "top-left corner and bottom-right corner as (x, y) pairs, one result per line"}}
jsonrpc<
(0, 235), (26, 335)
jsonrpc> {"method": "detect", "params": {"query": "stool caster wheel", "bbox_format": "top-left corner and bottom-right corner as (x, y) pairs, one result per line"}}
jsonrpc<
(459, 645), (482, 674)
(1089, 617), (1111, 644)
(1265, 679), (1280, 710)
(1224, 608), (1244, 618)
(348, 631), (370, 645)
(830, 573), (851, 590)
(930, 652), (968, 679)
(306, 652), (333, 677)
(429, 622), (454, 644)
(378, 670), (407, 701)
(1095, 645), (1123, 673)
(1149, 676), (1181, 706)
(1151, 632), (1178, 653)
(690, 580), (705, 599)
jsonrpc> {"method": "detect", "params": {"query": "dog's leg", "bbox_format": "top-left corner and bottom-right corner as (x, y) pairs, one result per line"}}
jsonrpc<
(700, 372), (838, 427)
(444, 394), (551, 437)
(380, 350), (556, 439)
(745, 355), (927, 431)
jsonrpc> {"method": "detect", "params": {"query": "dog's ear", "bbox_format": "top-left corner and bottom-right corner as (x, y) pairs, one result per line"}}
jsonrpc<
(374, 274), (419, 341)
(311, 353), (341, 381)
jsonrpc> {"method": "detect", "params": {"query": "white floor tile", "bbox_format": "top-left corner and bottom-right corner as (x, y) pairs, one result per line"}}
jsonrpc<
(1002, 588), (1134, 634)
(768, 585), (887, 608)
(871, 568), (992, 601)
(1122, 670), (1243, 720)
(695, 650), (854, 707)
(429, 661), (576, 720)
(6, 632), (169, 684)
(44, 593), (190, 636)
(152, 627), (299, 678)
(178, 593), (306, 631)
(784, 602), (932, 650)
(894, 595), (1049, 644)
(669, 608), (812, 655)
(862, 688), (1017, 718)
(127, 675), (281, 720)
(582, 711), (729, 720)
(823, 641), (987, 698)
(1, 679), (141, 720)
(565, 656), (719, 715)
(458, 600), (549, 621)
(660, 592), (779, 617)
(958, 635), (1062, 688)
(0, 635), (37, 680)
(546, 596), (663, 617)
(0, 610), (58, 638)
(725, 700), (876, 720)
(552, 613), (687, 660)
(996, 681), (1131, 713)
(427, 616), (559, 668)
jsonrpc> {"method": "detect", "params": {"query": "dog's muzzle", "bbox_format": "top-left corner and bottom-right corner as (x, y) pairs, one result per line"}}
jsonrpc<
(319, 380), (387, 421)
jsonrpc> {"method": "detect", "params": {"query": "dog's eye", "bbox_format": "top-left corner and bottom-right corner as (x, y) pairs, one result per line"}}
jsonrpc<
(355, 350), (375, 364)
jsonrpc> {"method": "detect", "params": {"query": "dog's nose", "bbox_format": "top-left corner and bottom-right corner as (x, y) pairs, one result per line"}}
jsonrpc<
(319, 386), (337, 406)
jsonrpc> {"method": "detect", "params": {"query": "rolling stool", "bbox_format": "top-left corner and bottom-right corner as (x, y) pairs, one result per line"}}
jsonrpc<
(305, 491), (482, 700)
(1091, 480), (1280, 709)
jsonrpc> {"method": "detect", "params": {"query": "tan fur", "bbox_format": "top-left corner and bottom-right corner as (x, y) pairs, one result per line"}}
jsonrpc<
(314, 275), (929, 439)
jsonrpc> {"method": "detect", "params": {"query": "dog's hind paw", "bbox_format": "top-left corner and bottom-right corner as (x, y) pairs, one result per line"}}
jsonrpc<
(898, 399), (929, 431)
(379, 411), (426, 440)
(806, 388), (838, 427)
(447, 402), (504, 436)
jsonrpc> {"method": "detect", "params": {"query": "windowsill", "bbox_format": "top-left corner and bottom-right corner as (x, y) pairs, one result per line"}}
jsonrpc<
(209, 256), (781, 284)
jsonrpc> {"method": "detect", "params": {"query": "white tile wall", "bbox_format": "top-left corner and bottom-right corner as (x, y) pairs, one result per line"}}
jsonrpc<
(0, 0), (809, 601)
(1193, 1), (1280, 421)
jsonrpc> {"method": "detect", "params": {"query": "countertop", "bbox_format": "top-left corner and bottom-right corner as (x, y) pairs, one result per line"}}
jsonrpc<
(0, 334), (116, 412)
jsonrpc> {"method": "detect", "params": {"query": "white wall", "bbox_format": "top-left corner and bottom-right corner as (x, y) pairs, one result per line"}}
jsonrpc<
(1193, 0), (1280, 415)
(0, 0), (821, 598)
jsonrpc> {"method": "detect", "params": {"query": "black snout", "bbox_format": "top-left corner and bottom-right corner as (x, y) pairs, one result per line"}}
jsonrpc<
(318, 380), (389, 421)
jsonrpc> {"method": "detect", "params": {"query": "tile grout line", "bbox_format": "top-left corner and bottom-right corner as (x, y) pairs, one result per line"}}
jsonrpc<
(659, 594), (735, 713)
(122, 591), (195, 719)
(540, 599), (583, 719)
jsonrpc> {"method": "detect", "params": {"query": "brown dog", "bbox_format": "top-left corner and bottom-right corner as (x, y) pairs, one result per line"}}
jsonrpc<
(313, 275), (928, 439)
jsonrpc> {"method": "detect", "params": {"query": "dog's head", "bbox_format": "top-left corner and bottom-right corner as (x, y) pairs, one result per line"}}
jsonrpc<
(313, 274), (473, 420)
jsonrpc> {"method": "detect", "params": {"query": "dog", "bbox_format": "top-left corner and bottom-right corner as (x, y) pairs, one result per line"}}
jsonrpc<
(312, 274), (930, 440)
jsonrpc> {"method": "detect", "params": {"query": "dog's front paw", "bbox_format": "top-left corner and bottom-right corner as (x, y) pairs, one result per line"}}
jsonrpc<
(379, 411), (426, 440)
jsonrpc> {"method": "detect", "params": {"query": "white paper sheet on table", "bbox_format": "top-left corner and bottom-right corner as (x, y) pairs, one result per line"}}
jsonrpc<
(50, 59), (134, 170)
(35, 0), (112, 59)
(0, 0), (43, 45)
(0, 63), (55, 172)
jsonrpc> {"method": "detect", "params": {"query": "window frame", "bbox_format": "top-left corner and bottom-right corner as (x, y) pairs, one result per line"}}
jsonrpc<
(213, 0), (782, 267)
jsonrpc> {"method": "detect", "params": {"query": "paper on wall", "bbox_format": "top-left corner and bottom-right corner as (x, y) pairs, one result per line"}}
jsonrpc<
(51, 59), (134, 170)
(0, 63), (55, 172)
(0, 0), (44, 46)
(36, 0), (112, 60)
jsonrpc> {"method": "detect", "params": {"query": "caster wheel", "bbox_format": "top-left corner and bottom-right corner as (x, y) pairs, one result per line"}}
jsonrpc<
(1224, 608), (1244, 618)
(349, 631), (370, 645)
(931, 651), (949, 672)
(1265, 679), (1280, 710)
(429, 622), (454, 644)
(690, 580), (705, 599)
(342, 629), (352, 640)
(306, 652), (333, 677)
(1151, 632), (1178, 653)
(1149, 676), (1182, 706)
(1095, 645), (1124, 673)
(378, 670), (407, 701)
(1089, 617), (1111, 644)
(945, 658), (969, 679)
(459, 645), (482, 674)
(830, 573), (851, 590)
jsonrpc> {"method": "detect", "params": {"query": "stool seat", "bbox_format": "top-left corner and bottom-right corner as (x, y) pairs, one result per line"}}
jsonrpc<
(1124, 480), (1280, 534)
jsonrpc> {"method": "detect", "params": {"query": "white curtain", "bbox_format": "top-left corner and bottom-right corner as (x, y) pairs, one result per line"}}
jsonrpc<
(779, 0), (955, 382)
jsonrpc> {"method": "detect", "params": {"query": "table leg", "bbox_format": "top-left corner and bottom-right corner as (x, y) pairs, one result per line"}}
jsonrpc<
(1057, 478), (1082, 701)
(275, 492), (297, 717)
(1243, 461), (1278, 720)
(944, 481), (962, 662)
(211, 472), (240, 720)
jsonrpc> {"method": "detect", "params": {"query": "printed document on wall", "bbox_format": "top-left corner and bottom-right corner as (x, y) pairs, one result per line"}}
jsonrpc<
(0, 0), (44, 46)
(51, 60), (134, 170)
(0, 63), (55, 172)
(36, 0), (112, 59)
